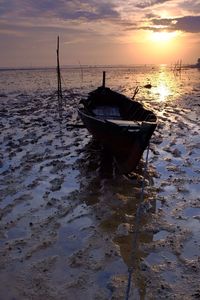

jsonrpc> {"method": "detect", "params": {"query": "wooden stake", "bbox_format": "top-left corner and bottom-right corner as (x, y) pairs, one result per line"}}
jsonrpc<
(102, 71), (106, 87)
(56, 36), (62, 116)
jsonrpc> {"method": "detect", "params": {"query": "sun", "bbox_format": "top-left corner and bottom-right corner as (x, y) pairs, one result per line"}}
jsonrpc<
(149, 31), (178, 43)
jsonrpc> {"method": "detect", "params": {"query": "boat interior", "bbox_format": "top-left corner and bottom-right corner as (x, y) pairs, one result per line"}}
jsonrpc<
(91, 104), (155, 122)
(81, 87), (156, 123)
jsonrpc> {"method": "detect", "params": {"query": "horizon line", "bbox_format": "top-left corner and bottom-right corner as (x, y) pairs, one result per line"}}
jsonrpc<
(0, 61), (197, 71)
(0, 63), (177, 71)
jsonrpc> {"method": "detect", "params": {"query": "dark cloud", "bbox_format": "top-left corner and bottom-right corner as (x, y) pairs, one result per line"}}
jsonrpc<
(179, 0), (200, 14)
(135, 0), (172, 9)
(174, 15), (200, 33)
(123, 26), (138, 31)
(0, 0), (17, 16)
(151, 15), (200, 33)
(59, 2), (119, 21)
(0, 0), (120, 21)
(37, 0), (119, 20)
(151, 18), (174, 26)
(145, 13), (159, 19)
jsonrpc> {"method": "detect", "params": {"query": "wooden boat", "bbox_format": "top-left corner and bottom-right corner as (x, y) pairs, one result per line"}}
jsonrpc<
(78, 77), (157, 174)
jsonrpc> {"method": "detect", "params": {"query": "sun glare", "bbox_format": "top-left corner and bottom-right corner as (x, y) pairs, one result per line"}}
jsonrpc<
(156, 83), (171, 102)
(149, 31), (178, 43)
(152, 67), (179, 102)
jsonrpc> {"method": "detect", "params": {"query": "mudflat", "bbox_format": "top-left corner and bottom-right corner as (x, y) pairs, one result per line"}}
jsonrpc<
(0, 66), (199, 299)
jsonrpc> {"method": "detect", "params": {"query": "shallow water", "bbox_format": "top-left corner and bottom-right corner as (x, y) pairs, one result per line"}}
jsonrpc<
(0, 65), (200, 299)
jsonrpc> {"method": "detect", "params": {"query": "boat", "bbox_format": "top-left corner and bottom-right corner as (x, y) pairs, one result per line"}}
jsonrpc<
(78, 73), (157, 174)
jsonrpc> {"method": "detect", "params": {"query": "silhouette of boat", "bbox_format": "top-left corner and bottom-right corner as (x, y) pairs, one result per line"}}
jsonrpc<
(78, 77), (157, 174)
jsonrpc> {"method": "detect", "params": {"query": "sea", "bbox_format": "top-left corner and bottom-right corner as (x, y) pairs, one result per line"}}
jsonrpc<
(0, 64), (199, 96)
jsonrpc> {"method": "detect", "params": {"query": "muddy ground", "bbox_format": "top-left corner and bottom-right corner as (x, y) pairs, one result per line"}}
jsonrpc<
(0, 68), (200, 299)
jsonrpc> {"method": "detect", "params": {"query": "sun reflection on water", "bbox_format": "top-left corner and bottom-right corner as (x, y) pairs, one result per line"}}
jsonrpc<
(156, 83), (171, 102)
(152, 66), (180, 102)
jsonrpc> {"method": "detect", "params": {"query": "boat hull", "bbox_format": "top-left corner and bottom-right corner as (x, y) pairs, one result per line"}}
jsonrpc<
(78, 109), (156, 174)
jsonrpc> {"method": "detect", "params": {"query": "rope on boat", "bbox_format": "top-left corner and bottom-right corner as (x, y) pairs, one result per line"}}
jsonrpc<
(125, 143), (150, 300)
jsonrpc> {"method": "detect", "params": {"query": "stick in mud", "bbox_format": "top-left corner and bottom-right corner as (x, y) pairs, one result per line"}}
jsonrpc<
(56, 35), (63, 118)
(102, 71), (106, 87)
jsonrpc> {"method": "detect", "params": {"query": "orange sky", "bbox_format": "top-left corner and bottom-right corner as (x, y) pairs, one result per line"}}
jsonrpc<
(0, 0), (199, 67)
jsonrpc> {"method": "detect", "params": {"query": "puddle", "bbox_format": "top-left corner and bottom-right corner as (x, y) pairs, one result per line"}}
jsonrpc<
(145, 251), (177, 266)
(183, 207), (200, 218)
(182, 238), (200, 260)
(98, 259), (127, 288)
(182, 219), (200, 259)
(153, 230), (168, 241)
(56, 220), (92, 255)
(161, 270), (178, 284)
(6, 226), (29, 241)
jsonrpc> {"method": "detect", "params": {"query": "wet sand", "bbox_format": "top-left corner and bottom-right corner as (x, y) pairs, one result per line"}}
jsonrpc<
(0, 67), (200, 299)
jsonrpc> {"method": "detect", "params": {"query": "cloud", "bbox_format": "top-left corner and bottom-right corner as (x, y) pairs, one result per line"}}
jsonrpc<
(0, 0), (199, 40)
(0, 0), (139, 42)
(150, 15), (200, 33)
(135, 0), (172, 9)
(0, 0), (15, 16)
(0, 28), (25, 37)
(145, 13), (159, 19)
(179, 0), (200, 14)
(0, 0), (120, 21)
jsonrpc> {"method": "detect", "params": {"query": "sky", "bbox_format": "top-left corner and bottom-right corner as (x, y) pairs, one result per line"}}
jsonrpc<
(0, 0), (200, 67)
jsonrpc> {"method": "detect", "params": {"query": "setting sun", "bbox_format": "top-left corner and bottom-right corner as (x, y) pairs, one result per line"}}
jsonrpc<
(149, 31), (179, 43)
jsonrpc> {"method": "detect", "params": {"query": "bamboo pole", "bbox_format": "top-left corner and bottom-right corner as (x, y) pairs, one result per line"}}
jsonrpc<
(56, 36), (63, 117)
(102, 71), (106, 87)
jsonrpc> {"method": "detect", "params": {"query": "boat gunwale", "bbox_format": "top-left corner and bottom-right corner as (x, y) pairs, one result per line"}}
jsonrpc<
(78, 107), (157, 128)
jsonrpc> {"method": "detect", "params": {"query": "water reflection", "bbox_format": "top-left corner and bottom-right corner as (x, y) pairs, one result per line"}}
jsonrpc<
(155, 83), (171, 102)
(76, 140), (157, 298)
(152, 66), (180, 102)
